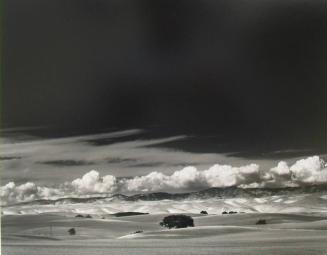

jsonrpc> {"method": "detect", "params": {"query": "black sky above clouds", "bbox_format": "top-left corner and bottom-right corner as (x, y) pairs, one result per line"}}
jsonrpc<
(3, 0), (327, 153)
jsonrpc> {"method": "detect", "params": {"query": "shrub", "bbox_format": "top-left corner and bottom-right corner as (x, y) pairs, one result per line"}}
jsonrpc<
(256, 219), (267, 225)
(85, 214), (92, 218)
(68, 228), (76, 235)
(134, 230), (143, 234)
(160, 215), (194, 229)
(222, 211), (228, 214)
(200, 211), (208, 215)
(75, 214), (84, 218)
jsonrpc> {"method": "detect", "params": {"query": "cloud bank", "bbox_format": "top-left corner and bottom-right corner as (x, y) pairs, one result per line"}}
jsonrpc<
(2, 156), (327, 205)
(1, 182), (64, 205)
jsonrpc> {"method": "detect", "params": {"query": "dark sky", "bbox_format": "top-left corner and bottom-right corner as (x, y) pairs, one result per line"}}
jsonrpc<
(3, 0), (327, 152)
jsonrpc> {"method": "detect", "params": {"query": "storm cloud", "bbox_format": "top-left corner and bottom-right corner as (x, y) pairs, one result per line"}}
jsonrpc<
(3, 0), (327, 152)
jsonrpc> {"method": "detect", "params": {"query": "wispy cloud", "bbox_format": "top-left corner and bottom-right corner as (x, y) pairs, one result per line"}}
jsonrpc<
(1, 129), (200, 184)
(37, 160), (95, 167)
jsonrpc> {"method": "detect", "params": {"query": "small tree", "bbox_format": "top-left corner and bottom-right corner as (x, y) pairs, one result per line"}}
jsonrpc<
(160, 215), (194, 229)
(68, 228), (76, 235)
(200, 210), (208, 215)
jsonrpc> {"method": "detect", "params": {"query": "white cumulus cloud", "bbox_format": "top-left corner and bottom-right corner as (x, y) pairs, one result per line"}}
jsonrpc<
(71, 170), (118, 194)
(290, 156), (327, 184)
(1, 156), (327, 206)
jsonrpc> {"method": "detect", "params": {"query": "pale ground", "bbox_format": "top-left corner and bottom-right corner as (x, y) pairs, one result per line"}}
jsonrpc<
(2, 212), (327, 255)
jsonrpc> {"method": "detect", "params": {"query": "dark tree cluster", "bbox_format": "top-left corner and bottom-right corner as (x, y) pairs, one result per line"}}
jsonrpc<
(256, 219), (267, 225)
(160, 215), (194, 229)
(75, 214), (92, 218)
(222, 211), (238, 215)
(114, 212), (149, 217)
